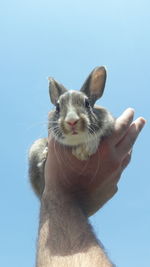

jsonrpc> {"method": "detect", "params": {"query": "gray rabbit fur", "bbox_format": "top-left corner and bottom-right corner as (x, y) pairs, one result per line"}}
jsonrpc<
(28, 66), (115, 197)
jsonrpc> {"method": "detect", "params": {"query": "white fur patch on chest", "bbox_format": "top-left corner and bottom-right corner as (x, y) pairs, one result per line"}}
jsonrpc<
(72, 137), (100, 160)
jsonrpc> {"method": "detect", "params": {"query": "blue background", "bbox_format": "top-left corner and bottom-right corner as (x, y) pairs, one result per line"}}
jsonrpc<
(0, 1), (149, 266)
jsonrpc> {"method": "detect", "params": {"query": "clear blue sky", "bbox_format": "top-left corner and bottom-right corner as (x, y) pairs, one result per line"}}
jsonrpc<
(0, 1), (149, 266)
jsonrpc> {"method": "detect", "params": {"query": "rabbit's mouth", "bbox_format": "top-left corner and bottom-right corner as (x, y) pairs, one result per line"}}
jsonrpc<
(61, 115), (88, 135)
(70, 126), (79, 135)
(65, 128), (79, 136)
(72, 130), (78, 135)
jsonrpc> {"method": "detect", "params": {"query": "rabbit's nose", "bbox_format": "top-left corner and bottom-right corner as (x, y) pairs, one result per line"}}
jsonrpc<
(66, 119), (79, 126)
(65, 110), (79, 126)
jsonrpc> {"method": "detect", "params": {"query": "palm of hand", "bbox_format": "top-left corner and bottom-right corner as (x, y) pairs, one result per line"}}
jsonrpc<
(44, 108), (145, 216)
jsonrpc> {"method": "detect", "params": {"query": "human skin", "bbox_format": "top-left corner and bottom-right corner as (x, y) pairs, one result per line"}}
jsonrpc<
(36, 108), (146, 267)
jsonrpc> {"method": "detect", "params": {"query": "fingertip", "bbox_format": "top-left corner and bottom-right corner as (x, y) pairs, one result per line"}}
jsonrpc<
(127, 107), (135, 112)
(132, 117), (146, 131)
(125, 107), (135, 116)
(139, 117), (146, 125)
(138, 117), (146, 132)
(119, 108), (135, 122)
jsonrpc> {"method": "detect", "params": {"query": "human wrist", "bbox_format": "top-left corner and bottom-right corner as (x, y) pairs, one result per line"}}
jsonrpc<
(38, 184), (113, 267)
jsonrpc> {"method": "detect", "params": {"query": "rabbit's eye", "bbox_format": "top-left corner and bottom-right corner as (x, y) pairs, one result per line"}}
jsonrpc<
(56, 102), (60, 113)
(85, 99), (90, 108)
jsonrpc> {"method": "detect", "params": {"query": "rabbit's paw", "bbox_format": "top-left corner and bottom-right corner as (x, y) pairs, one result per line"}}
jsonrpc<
(37, 146), (48, 167)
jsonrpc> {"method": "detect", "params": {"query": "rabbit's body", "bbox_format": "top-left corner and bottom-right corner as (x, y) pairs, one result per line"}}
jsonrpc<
(28, 67), (115, 198)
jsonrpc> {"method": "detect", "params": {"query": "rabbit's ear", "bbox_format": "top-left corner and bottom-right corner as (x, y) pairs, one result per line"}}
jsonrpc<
(80, 66), (107, 105)
(48, 77), (67, 105)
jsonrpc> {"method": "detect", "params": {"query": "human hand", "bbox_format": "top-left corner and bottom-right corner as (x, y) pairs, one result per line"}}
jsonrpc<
(44, 108), (146, 216)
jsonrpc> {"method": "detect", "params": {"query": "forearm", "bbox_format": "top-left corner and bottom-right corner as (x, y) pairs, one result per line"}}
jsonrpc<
(36, 189), (113, 267)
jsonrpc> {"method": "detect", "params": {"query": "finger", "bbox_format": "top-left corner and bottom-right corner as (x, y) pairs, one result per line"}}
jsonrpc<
(111, 108), (135, 145)
(116, 117), (146, 158)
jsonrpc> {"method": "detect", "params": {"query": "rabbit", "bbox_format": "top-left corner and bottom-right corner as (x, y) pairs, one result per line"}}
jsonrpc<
(28, 66), (115, 198)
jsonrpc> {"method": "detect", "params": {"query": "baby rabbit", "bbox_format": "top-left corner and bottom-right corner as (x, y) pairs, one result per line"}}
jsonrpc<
(28, 66), (115, 197)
